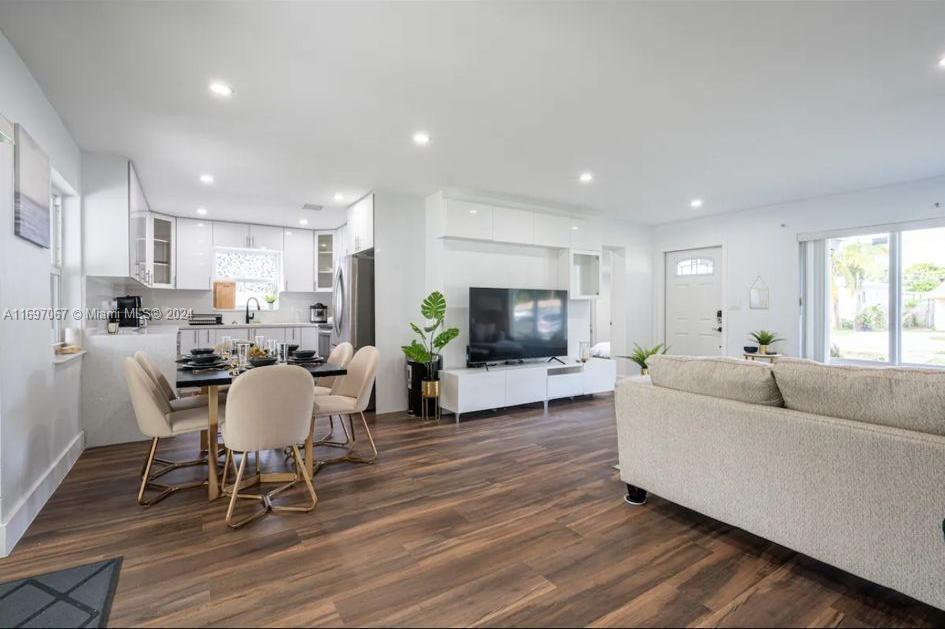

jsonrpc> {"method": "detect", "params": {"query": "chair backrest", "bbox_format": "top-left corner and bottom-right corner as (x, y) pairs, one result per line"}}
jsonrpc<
(134, 351), (177, 402)
(332, 346), (378, 413)
(317, 342), (353, 390)
(224, 364), (315, 452)
(123, 357), (174, 438)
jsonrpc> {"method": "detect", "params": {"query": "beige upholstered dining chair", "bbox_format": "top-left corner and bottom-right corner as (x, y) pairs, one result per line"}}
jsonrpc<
(221, 364), (318, 528)
(313, 342), (355, 447)
(134, 350), (213, 411)
(123, 357), (218, 506)
(311, 346), (379, 472)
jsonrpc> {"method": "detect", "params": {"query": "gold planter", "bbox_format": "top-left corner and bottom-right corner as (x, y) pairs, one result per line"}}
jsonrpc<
(640, 368), (649, 376)
(759, 344), (769, 355)
(420, 379), (440, 422)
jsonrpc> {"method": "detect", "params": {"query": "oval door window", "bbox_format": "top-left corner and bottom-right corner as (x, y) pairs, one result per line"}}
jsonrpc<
(676, 257), (714, 276)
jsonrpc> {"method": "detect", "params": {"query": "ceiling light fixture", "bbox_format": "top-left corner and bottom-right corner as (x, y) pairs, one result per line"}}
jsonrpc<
(285, 231), (293, 236)
(299, 218), (309, 226)
(208, 81), (234, 97)
(939, 55), (945, 68)
(199, 173), (214, 184)
(579, 172), (593, 183)
(196, 207), (208, 215)
(412, 131), (431, 146)
(333, 193), (344, 202)
(690, 198), (704, 208)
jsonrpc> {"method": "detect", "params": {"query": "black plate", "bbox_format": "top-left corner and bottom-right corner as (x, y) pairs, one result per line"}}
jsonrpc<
(191, 347), (216, 355)
(289, 356), (325, 365)
(180, 360), (230, 371)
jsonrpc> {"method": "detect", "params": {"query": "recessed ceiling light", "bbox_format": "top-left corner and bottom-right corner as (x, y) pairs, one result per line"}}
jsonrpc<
(412, 131), (431, 145)
(469, 209), (478, 214)
(333, 193), (344, 202)
(196, 207), (208, 215)
(199, 173), (214, 184)
(571, 225), (580, 231)
(299, 218), (309, 226)
(285, 230), (293, 236)
(197, 223), (204, 227)
(690, 198), (704, 208)
(579, 172), (593, 183)
(208, 81), (234, 97)
(939, 55), (945, 68)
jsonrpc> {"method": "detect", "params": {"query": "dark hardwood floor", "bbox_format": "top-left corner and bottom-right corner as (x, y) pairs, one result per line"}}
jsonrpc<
(2, 395), (943, 627)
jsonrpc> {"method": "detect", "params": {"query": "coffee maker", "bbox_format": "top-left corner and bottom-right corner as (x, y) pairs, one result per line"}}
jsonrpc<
(310, 303), (328, 324)
(115, 295), (143, 328)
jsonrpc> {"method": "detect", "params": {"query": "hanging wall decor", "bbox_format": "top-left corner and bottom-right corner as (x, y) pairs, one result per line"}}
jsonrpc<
(13, 124), (50, 248)
(749, 276), (769, 310)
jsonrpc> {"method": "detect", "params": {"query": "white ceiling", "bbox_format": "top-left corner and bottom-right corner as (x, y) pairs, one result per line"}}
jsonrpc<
(1, 1), (944, 227)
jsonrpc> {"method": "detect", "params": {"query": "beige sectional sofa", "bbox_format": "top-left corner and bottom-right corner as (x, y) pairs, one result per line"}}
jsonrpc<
(615, 354), (945, 610)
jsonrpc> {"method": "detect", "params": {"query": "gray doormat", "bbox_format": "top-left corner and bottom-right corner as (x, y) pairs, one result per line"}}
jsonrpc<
(0, 557), (121, 628)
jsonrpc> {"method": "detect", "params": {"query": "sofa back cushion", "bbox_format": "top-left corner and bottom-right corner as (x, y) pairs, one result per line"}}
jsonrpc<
(773, 357), (945, 436)
(647, 355), (784, 407)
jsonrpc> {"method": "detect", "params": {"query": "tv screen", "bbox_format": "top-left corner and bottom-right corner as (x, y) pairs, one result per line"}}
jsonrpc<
(468, 287), (568, 364)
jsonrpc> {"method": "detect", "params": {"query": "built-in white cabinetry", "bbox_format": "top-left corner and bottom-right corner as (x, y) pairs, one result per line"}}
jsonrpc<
(248, 327), (286, 344)
(347, 193), (374, 253)
(315, 231), (334, 290)
(492, 206), (534, 244)
(297, 326), (318, 350)
(568, 216), (601, 250)
(129, 162), (149, 284)
(532, 213), (572, 248)
(178, 325), (322, 355)
(440, 358), (616, 423)
(147, 213), (175, 288)
(283, 228), (314, 292)
(176, 219), (212, 290)
(212, 222), (284, 251)
(443, 199), (494, 240)
(559, 249), (601, 299)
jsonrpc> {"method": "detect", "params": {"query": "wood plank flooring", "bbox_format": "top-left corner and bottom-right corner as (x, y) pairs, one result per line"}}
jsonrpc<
(2, 395), (943, 627)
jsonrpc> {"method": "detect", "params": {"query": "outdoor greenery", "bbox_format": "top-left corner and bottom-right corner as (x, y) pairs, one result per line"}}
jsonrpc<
(628, 343), (668, 370)
(830, 239), (887, 330)
(401, 291), (460, 380)
(903, 262), (945, 293)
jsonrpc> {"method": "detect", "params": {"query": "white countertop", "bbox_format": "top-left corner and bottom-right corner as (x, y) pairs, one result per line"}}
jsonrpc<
(180, 322), (330, 330)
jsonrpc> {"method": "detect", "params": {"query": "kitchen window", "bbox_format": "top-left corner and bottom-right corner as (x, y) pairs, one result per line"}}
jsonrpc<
(803, 221), (945, 367)
(214, 248), (281, 310)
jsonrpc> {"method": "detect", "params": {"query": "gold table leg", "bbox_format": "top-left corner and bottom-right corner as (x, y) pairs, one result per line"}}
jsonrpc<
(207, 384), (220, 500)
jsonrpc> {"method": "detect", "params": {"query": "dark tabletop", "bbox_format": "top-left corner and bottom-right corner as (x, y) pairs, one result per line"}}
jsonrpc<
(176, 362), (347, 388)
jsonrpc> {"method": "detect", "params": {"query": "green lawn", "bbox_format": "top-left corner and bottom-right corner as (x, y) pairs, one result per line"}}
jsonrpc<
(831, 328), (945, 365)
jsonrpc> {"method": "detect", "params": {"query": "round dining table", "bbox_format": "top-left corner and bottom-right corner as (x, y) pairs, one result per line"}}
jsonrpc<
(176, 361), (347, 500)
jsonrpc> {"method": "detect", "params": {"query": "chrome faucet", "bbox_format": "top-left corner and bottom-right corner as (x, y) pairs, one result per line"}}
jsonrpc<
(245, 297), (261, 324)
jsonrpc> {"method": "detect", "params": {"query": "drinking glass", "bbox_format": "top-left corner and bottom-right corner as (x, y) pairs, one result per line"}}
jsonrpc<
(221, 335), (233, 358)
(266, 339), (278, 356)
(237, 342), (250, 366)
(277, 342), (290, 363)
(254, 335), (265, 349)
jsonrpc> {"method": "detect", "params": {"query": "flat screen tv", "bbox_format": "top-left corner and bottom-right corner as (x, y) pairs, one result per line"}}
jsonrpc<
(468, 287), (568, 365)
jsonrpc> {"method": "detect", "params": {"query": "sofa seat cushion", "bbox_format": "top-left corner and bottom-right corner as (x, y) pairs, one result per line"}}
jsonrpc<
(772, 357), (945, 436)
(647, 354), (784, 406)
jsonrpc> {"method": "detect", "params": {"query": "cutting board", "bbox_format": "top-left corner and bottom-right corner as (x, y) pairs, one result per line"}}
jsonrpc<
(213, 280), (236, 310)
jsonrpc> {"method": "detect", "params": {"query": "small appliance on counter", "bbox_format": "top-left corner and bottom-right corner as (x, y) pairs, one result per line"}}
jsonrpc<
(310, 303), (328, 324)
(115, 295), (143, 328)
(189, 313), (224, 326)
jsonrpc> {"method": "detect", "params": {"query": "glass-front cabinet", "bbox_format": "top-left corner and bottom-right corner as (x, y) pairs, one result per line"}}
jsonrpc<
(149, 213), (175, 288)
(316, 231), (334, 290)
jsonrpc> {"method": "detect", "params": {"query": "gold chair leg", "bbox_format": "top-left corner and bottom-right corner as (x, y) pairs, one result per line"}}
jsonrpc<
(137, 437), (208, 507)
(225, 452), (268, 529)
(313, 412), (377, 474)
(345, 412), (377, 464)
(313, 415), (352, 448)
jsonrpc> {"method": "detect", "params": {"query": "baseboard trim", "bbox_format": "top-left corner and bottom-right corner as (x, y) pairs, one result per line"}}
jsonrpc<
(0, 430), (85, 557)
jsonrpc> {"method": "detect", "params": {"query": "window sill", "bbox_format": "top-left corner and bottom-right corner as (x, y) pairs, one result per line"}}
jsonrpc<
(53, 350), (86, 366)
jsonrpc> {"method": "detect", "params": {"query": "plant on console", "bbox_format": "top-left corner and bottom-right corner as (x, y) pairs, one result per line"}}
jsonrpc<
(749, 329), (783, 354)
(401, 290), (460, 382)
(628, 343), (668, 375)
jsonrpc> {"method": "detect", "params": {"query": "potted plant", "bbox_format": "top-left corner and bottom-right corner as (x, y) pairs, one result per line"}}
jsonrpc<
(401, 291), (460, 413)
(263, 293), (277, 310)
(749, 329), (783, 354)
(628, 342), (668, 375)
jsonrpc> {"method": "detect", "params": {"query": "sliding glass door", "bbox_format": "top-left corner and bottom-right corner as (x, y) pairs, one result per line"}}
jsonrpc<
(816, 223), (945, 367)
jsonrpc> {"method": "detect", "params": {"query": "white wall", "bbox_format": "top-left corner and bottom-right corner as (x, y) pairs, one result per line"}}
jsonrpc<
(373, 191), (426, 414)
(651, 176), (945, 357)
(0, 31), (83, 555)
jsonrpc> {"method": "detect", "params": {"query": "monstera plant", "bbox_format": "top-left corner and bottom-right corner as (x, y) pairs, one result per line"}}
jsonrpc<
(401, 291), (460, 381)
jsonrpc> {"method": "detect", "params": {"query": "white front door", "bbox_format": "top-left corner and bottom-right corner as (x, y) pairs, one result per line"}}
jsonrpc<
(665, 247), (723, 355)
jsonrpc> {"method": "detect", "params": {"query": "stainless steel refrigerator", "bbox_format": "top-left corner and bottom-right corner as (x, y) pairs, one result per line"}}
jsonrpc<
(331, 249), (375, 351)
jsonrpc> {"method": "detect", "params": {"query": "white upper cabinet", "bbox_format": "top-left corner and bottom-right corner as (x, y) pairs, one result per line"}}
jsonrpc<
(347, 193), (374, 253)
(283, 228), (314, 292)
(443, 199), (493, 240)
(148, 213), (175, 289)
(533, 213), (572, 248)
(492, 206), (533, 244)
(568, 216), (601, 250)
(250, 224), (284, 252)
(212, 222), (249, 248)
(176, 219), (212, 290)
(315, 231), (334, 291)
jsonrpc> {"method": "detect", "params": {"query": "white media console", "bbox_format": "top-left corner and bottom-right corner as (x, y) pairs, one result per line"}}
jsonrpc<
(439, 357), (616, 423)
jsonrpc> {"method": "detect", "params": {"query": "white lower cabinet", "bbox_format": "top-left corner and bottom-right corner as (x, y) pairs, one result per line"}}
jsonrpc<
(297, 326), (318, 351)
(440, 358), (616, 423)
